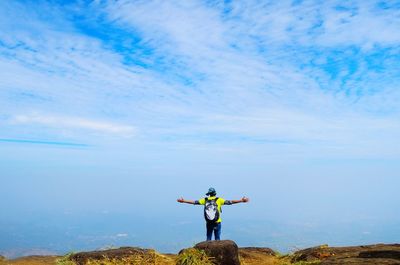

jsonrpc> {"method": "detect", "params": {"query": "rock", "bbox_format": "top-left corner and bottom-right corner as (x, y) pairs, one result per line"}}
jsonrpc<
(70, 247), (152, 265)
(194, 240), (240, 265)
(292, 244), (400, 265)
(239, 247), (276, 257)
(291, 244), (334, 262)
(358, 249), (400, 260)
(238, 247), (277, 264)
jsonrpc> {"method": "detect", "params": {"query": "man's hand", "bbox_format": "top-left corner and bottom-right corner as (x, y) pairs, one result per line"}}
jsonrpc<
(241, 197), (249, 203)
(177, 197), (185, 203)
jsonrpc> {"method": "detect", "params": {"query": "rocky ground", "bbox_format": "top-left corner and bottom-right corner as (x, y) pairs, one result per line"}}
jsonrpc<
(291, 243), (400, 265)
(1, 242), (399, 265)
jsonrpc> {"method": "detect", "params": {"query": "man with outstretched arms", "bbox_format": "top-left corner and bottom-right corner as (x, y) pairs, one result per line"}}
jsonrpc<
(177, 187), (249, 241)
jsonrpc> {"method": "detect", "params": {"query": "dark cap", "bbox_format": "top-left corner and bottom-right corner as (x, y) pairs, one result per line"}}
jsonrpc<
(206, 187), (216, 196)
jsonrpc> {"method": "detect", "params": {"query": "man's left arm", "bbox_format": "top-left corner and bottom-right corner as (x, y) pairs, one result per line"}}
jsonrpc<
(224, 197), (250, 205)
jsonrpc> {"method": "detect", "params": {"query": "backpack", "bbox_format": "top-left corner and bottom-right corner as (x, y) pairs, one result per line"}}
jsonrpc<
(204, 197), (219, 223)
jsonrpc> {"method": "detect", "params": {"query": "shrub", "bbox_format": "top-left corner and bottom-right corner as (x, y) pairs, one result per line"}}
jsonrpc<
(276, 260), (321, 265)
(176, 248), (214, 265)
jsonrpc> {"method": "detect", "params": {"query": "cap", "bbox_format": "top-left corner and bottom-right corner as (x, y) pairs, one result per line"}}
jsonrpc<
(206, 187), (216, 196)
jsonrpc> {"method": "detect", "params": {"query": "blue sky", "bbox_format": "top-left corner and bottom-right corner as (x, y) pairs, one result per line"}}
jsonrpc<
(1, 0), (400, 257)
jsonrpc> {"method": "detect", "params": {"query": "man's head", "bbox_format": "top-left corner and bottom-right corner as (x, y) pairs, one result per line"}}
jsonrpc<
(206, 187), (216, 196)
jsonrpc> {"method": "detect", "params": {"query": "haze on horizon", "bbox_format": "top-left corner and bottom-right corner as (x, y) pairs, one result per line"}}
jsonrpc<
(1, 0), (399, 258)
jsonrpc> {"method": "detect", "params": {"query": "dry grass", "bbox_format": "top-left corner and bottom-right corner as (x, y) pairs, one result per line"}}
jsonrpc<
(239, 249), (322, 265)
(3, 249), (322, 265)
(240, 255), (278, 265)
(56, 248), (215, 265)
(6, 256), (59, 265)
(239, 249), (281, 265)
(56, 251), (175, 265)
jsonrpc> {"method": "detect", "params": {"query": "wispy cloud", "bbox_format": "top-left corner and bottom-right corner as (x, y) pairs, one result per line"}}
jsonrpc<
(11, 114), (136, 138)
(99, 0), (400, 112)
(0, 0), (399, 158)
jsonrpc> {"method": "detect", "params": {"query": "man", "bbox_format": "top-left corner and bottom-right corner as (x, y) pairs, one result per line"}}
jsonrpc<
(177, 187), (249, 241)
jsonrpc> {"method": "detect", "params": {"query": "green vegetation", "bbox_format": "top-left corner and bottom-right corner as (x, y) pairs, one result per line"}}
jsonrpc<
(277, 259), (321, 265)
(270, 253), (322, 265)
(175, 248), (214, 265)
(291, 261), (321, 265)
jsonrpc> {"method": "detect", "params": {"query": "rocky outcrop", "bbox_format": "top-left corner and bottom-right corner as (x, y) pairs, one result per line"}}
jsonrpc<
(5, 242), (400, 265)
(292, 244), (400, 265)
(70, 247), (152, 265)
(239, 247), (276, 257)
(238, 247), (277, 264)
(194, 240), (240, 265)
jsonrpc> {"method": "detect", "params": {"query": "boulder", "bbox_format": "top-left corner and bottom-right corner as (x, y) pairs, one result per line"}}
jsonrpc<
(194, 240), (240, 265)
(70, 247), (152, 265)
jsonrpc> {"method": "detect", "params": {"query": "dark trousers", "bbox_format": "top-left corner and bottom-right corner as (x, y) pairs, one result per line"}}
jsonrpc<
(206, 222), (221, 240)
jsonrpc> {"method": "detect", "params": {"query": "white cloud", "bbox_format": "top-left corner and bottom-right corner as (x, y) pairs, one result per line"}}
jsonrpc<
(225, 1), (400, 48)
(12, 113), (136, 138)
(0, 0), (399, 158)
(101, 0), (400, 107)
